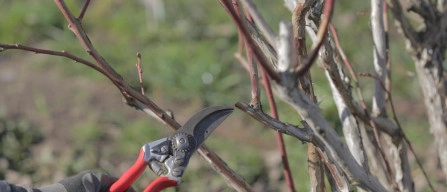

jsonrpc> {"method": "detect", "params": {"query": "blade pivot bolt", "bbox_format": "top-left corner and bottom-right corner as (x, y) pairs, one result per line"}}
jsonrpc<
(171, 132), (195, 152)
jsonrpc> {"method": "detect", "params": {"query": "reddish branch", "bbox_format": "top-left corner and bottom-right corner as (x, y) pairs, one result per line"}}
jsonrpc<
(0, 43), (103, 74)
(260, 65), (296, 191)
(78, 0), (91, 21)
(232, 1), (261, 108)
(231, 1), (296, 190)
(296, 0), (334, 76)
(293, 2), (325, 191)
(219, 0), (279, 82)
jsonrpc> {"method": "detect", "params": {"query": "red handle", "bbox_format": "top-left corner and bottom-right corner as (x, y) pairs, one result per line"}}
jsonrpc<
(144, 176), (178, 192)
(109, 149), (147, 192)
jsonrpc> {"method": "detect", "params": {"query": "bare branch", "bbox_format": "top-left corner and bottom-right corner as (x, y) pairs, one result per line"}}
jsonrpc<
(54, 0), (178, 129)
(235, 102), (312, 142)
(371, 0), (388, 117)
(277, 22), (297, 73)
(310, 23), (401, 138)
(361, 73), (436, 191)
(78, 0), (91, 21)
(315, 147), (350, 192)
(268, 21), (297, 191)
(290, 5), (326, 190)
(326, 27), (392, 190)
(371, 1), (408, 191)
(273, 71), (386, 191)
(219, 0), (279, 82)
(239, 0), (277, 47)
(135, 53), (145, 95)
(232, 1), (261, 108)
(296, 0), (334, 76)
(51, 1), (253, 190)
(325, 69), (368, 168)
(246, 20), (278, 68)
(371, 0), (414, 190)
(0, 43), (103, 75)
(386, 0), (420, 48)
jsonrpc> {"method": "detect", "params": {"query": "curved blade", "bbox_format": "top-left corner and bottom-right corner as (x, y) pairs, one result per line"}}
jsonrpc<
(176, 106), (233, 148)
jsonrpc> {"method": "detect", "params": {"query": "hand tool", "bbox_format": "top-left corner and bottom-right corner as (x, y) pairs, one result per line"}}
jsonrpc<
(109, 106), (233, 192)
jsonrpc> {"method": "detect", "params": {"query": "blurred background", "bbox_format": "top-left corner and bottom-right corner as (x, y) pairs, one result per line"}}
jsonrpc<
(0, 0), (440, 191)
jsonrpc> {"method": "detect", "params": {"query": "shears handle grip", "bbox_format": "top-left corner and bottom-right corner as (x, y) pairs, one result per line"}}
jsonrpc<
(144, 176), (178, 192)
(109, 149), (146, 192)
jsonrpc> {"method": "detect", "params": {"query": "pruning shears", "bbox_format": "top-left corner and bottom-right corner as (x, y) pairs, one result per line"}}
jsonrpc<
(108, 106), (234, 192)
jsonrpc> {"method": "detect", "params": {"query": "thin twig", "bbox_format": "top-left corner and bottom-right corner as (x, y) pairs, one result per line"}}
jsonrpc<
(52, 1), (252, 190)
(328, 25), (369, 111)
(235, 102), (312, 142)
(260, 66), (296, 192)
(326, 25), (398, 189)
(360, 73), (436, 191)
(314, 147), (348, 190)
(235, 7), (295, 189)
(78, 0), (91, 21)
(234, 52), (250, 72)
(135, 52), (145, 95)
(296, 0), (334, 76)
(292, 4), (326, 190)
(219, 0), (279, 82)
(233, 1), (261, 108)
(370, 116), (399, 191)
(239, 0), (277, 47)
(386, 0), (419, 47)
(232, 0), (245, 55)
(371, 0), (400, 189)
(0, 43), (103, 75)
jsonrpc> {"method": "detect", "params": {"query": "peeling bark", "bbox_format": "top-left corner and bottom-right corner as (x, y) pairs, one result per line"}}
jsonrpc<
(387, 0), (447, 180)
